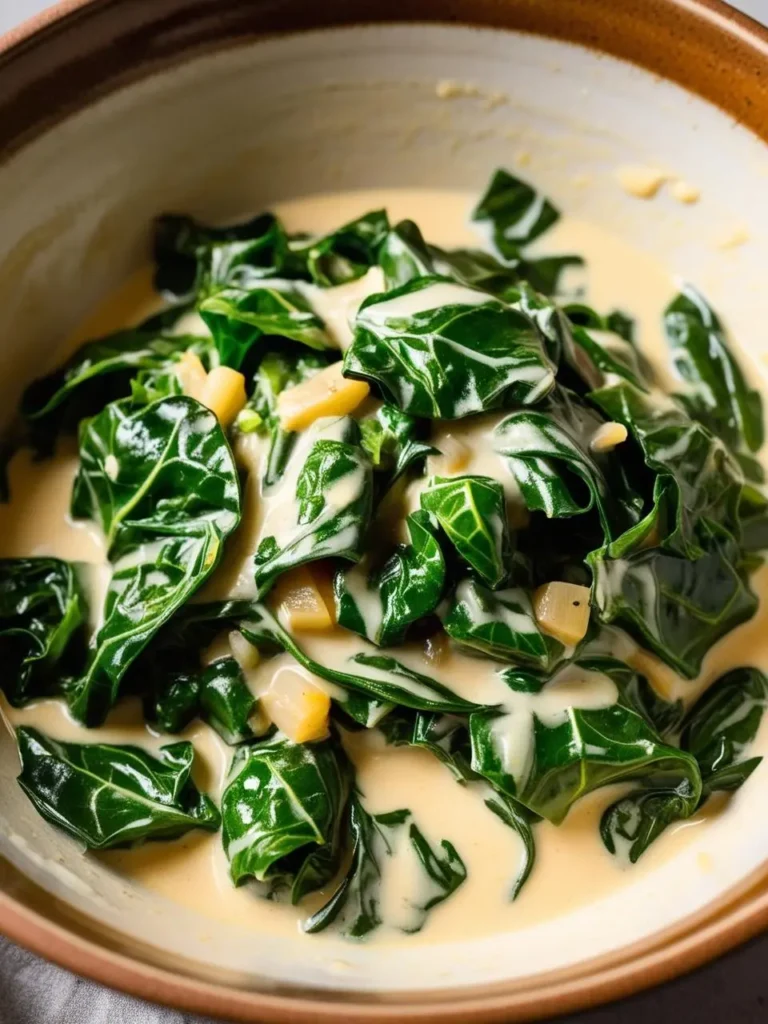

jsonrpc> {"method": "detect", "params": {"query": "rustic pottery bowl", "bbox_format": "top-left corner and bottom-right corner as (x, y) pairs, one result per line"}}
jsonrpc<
(2, 1), (768, 1020)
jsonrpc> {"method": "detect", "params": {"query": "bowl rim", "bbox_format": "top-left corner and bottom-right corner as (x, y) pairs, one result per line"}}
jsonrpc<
(1, 0), (768, 1019)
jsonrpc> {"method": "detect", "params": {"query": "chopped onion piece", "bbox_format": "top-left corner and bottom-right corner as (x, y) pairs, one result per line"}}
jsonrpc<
(277, 361), (369, 431)
(534, 582), (591, 647)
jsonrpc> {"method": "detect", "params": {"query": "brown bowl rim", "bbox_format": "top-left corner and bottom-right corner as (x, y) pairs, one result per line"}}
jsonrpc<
(1, 0), (768, 1019)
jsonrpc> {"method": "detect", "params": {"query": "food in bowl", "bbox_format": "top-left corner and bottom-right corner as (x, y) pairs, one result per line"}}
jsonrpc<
(1, 169), (766, 942)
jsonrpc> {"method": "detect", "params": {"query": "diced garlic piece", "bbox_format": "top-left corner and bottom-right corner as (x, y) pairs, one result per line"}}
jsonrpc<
(272, 565), (335, 631)
(534, 582), (591, 647)
(199, 366), (247, 427)
(261, 665), (331, 743)
(228, 629), (260, 671)
(590, 422), (628, 452)
(277, 361), (369, 431)
(176, 350), (208, 402)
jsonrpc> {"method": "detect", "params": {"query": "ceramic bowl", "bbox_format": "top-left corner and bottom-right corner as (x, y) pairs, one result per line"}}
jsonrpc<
(1, 2), (768, 1020)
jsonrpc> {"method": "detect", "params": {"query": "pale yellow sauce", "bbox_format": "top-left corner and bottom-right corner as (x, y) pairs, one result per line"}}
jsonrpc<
(1, 188), (767, 945)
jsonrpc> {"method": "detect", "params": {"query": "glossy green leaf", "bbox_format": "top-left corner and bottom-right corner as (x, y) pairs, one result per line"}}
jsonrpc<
(144, 669), (201, 734)
(0, 558), (87, 706)
(221, 734), (349, 894)
(420, 475), (512, 588)
(344, 275), (555, 419)
(601, 665), (768, 863)
(681, 666), (768, 794)
(199, 656), (259, 745)
(335, 510), (446, 646)
(68, 396), (241, 725)
(472, 168), (560, 257)
(590, 379), (743, 557)
(665, 287), (763, 456)
(238, 603), (484, 716)
(600, 788), (695, 864)
(589, 529), (757, 679)
(153, 211), (294, 300)
(200, 284), (332, 370)
(576, 654), (684, 737)
(304, 796), (466, 937)
(470, 695), (702, 825)
(16, 726), (220, 849)
(253, 416), (373, 597)
(442, 578), (564, 670)
(22, 318), (214, 429)
(494, 388), (644, 540)
(290, 210), (389, 287)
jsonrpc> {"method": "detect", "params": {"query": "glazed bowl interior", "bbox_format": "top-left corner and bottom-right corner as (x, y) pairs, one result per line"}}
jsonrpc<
(2, 16), (768, 1006)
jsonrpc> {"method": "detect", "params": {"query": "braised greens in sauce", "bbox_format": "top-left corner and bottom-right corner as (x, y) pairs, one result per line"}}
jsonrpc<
(2, 170), (767, 941)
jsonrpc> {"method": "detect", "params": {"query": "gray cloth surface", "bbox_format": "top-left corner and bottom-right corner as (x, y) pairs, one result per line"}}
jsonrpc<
(0, 1), (767, 1023)
(0, 937), (216, 1024)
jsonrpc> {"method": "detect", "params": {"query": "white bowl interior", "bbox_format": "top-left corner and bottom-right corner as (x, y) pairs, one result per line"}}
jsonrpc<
(1, 23), (768, 994)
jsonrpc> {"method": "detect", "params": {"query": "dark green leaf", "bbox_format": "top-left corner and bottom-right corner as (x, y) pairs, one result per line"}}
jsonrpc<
(0, 558), (87, 706)
(600, 788), (694, 864)
(345, 276), (555, 419)
(494, 388), (644, 540)
(335, 510), (446, 646)
(238, 604), (485, 715)
(16, 726), (220, 849)
(200, 285), (332, 370)
(291, 211), (389, 287)
(199, 656), (259, 745)
(589, 529), (757, 679)
(253, 416), (373, 597)
(22, 323), (213, 428)
(591, 380), (743, 556)
(442, 578), (564, 670)
(471, 697), (701, 824)
(472, 168), (559, 257)
(221, 734), (348, 891)
(681, 666), (767, 794)
(153, 212), (294, 300)
(665, 287), (763, 454)
(304, 796), (466, 937)
(68, 397), (241, 725)
(577, 654), (684, 736)
(420, 475), (512, 588)
(144, 669), (201, 734)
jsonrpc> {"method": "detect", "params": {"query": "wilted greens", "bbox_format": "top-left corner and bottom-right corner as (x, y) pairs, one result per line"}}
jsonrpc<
(5, 168), (767, 941)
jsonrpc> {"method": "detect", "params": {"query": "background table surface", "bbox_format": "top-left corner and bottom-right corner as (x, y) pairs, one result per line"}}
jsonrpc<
(0, 0), (767, 1021)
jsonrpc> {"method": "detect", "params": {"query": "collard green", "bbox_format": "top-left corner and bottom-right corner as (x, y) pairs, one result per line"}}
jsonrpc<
(68, 396), (241, 725)
(200, 284), (332, 370)
(222, 734), (348, 896)
(664, 287), (763, 460)
(199, 656), (259, 745)
(344, 276), (555, 419)
(420, 475), (512, 588)
(335, 510), (446, 646)
(0, 558), (87, 706)
(290, 210), (389, 287)
(470, 697), (702, 825)
(16, 727), (220, 849)
(304, 796), (466, 937)
(442, 578), (564, 670)
(253, 416), (373, 597)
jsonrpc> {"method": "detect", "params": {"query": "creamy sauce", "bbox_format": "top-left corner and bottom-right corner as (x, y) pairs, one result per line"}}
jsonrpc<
(1, 188), (767, 946)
